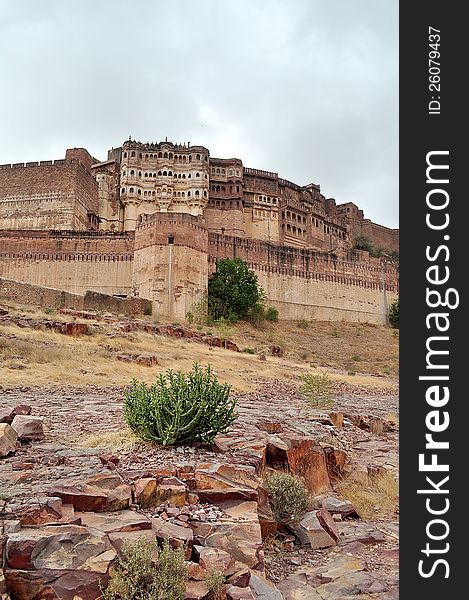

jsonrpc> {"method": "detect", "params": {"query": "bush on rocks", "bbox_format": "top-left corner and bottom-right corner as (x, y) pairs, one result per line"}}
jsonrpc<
(263, 472), (310, 523)
(124, 362), (237, 446)
(102, 537), (187, 600)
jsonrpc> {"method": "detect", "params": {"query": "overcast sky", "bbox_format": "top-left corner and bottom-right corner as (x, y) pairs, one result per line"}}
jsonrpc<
(0, 0), (398, 228)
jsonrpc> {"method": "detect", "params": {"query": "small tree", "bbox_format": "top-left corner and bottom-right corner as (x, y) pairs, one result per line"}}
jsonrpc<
(389, 298), (399, 328)
(208, 258), (266, 320)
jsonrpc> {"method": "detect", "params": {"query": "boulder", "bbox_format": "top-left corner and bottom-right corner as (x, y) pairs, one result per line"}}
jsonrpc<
(288, 511), (337, 549)
(226, 585), (256, 600)
(10, 416), (44, 442)
(152, 517), (193, 558)
(47, 473), (131, 512)
(195, 547), (236, 577)
(0, 408), (15, 425)
(321, 497), (359, 519)
(195, 463), (260, 503)
(185, 579), (209, 600)
(266, 436), (331, 495)
(249, 573), (284, 599)
(205, 521), (264, 572)
(77, 510), (152, 533)
(0, 423), (17, 457)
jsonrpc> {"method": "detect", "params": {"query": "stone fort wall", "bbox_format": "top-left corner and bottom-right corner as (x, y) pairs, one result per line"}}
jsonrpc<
(0, 160), (99, 231)
(0, 230), (133, 297)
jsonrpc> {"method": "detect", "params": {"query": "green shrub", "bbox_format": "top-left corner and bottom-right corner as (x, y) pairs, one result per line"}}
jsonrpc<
(227, 310), (239, 324)
(246, 303), (266, 327)
(263, 472), (309, 523)
(300, 370), (333, 407)
(205, 570), (225, 600)
(351, 355), (361, 362)
(144, 304), (152, 316)
(124, 363), (237, 446)
(297, 319), (309, 329)
(208, 258), (266, 320)
(243, 347), (255, 354)
(101, 537), (187, 600)
(389, 298), (399, 329)
(265, 307), (279, 322)
(185, 311), (194, 324)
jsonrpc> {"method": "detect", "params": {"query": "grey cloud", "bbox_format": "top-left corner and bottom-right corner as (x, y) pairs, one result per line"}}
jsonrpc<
(0, 0), (398, 227)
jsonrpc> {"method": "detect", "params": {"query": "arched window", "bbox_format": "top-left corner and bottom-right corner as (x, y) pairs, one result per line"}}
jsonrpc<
(131, 151), (135, 157)
(287, 224), (291, 232)
(187, 191), (191, 197)
(158, 152), (162, 158)
(130, 187), (134, 193)
(169, 153), (173, 159)
(216, 185), (220, 192)
(157, 188), (161, 193)
(188, 174), (191, 178)
(222, 169), (225, 174)
(152, 191), (156, 196)
(178, 174), (181, 179)
(174, 174), (177, 178)
(183, 156), (186, 162)
(163, 171), (167, 176)
(164, 152), (168, 158)
(144, 173), (148, 177)
(122, 171), (126, 176)
(216, 201), (220, 207)
(196, 154), (200, 160)
(182, 174), (186, 179)
(222, 186), (225, 191)
(182, 192), (185, 197)
(204, 190), (207, 197)
(139, 153), (142, 158)
(137, 189), (141, 195)
(189, 155), (192, 162)
(236, 186), (239, 192)
(121, 187), (125, 193)
(145, 154), (149, 159)
(158, 171), (162, 176)
(138, 171), (142, 177)
(130, 170), (135, 176)
(196, 172), (200, 177)
(222, 201), (225, 207)
(144, 191), (147, 196)
(195, 190), (200, 196)
(216, 168), (220, 173)
(123, 152), (127, 158)
(204, 155), (207, 161)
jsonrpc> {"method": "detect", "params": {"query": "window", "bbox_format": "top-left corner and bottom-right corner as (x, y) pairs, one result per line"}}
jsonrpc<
(189, 155), (192, 162)
(139, 153), (142, 158)
(121, 187), (125, 193)
(204, 190), (207, 197)
(188, 174), (191, 178)
(196, 154), (200, 160)
(168, 235), (174, 244)
(196, 172), (200, 177)
(123, 152), (127, 158)
(130, 170), (135, 176)
(131, 151), (135, 157)
(187, 191), (191, 197)
(164, 152), (168, 158)
(169, 153), (173, 159)
(163, 171), (167, 176)
(137, 189), (141, 195)
(195, 190), (200, 196)
(158, 152), (162, 158)
(130, 187), (134, 193)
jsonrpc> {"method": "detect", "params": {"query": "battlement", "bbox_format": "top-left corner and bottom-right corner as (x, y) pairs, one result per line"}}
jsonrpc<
(0, 159), (69, 170)
(244, 167), (278, 179)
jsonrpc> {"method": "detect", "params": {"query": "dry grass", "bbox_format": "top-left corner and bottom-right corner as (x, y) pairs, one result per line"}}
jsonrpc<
(336, 471), (399, 520)
(79, 428), (140, 451)
(0, 305), (398, 391)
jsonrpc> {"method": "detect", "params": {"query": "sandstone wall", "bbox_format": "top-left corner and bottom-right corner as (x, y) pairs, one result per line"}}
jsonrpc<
(348, 219), (399, 254)
(0, 278), (151, 315)
(133, 213), (208, 318)
(0, 231), (133, 296)
(0, 160), (99, 231)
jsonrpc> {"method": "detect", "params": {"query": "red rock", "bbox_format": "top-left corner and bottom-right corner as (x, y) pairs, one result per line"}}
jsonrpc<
(266, 436), (331, 495)
(151, 517), (193, 559)
(13, 405), (32, 416)
(288, 511), (337, 549)
(195, 547), (236, 577)
(135, 476), (187, 507)
(227, 569), (251, 588)
(185, 579), (209, 600)
(76, 510), (152, 533)
(324, 447), (347, 483)
(187, 561), (207, 580)
(195, 463), (260, 503)
(226, 585), (255, 600)
(10, 415), (44, 442)
(329, 411), (343, 427)
(0, 423), (17, 457)
(48, 473), (131, 512)
(256, 486), (277, 541)
(316, 509), (339, 543)
(0, 407), (15, 425)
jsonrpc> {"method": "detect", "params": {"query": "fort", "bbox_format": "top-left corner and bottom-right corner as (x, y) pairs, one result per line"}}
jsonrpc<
(0, 139), (398, 323)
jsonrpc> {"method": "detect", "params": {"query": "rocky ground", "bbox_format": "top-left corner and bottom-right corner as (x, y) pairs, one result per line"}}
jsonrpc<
(0, 376), (398, 600)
